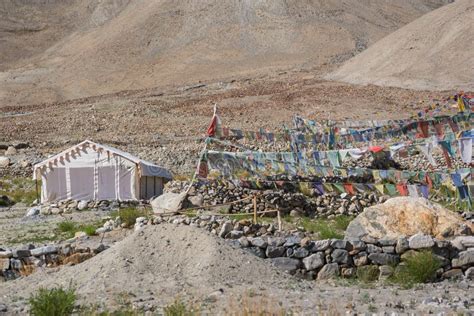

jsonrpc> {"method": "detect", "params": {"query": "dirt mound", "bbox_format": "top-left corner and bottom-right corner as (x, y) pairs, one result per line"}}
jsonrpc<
(0, 0), (450, 106)
(0, 224), (290, 311)
(327, 0), (473, 91)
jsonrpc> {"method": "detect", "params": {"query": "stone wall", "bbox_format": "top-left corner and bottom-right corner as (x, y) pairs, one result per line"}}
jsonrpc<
(144, 214), (474, 281)
(26, 200), (143, 216)
(0, 243), (108, 281)
(166, 180), (385, 218)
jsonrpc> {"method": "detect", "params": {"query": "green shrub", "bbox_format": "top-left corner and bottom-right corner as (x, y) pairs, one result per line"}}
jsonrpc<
(357, 265), (379, 283)
(58, 221), (76, 233)
(111, 207), (147, 227)
(334, 215), (354, 230)
(164, 299), (197, 316)
(391, 250), (441, 286)
(29, 286), (76, 316)
(82, 225), (97, 236)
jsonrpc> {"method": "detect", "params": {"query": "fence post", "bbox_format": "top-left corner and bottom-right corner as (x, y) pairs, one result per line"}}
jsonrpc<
(277, 210), (282, 231)
(253, 195), (257, 224)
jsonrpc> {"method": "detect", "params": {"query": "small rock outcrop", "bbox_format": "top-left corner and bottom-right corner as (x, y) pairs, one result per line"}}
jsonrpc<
(345, 197), (473, 240)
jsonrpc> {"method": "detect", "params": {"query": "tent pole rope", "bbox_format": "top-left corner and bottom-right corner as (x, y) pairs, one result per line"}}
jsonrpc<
(185, 137), (209, 195)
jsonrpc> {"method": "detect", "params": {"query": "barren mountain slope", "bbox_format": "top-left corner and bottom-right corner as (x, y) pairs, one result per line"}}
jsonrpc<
(0, 0), (451, 106)
(327, 0), (473, 91)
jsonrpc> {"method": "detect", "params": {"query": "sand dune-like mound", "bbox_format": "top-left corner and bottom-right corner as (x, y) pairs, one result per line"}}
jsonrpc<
(327, 0), (473, 91)
(0, 224), (290, 310)
(0, 0), (450, 106)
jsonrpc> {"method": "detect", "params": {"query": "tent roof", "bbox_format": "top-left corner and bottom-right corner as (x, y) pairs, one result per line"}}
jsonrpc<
(33, 140), (172, 179)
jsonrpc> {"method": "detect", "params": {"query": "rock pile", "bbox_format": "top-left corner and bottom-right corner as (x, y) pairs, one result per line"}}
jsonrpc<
(166, 180), (383, 218)
(0, 242), (108, 281)
(29, 199), (142, 216)
(147, 214), (474, 281)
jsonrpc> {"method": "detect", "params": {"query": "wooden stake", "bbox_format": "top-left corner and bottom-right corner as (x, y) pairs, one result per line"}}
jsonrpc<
(253, 195), (257, 224)
(277, 210), (282, 232)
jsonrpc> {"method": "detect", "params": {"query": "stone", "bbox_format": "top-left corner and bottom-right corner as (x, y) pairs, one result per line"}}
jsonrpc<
(0, 303), (6, 312)
(218, 221), (233, 238)
(187, 195), (204, 207)
(348, 240), (366, 251)
(10, 259), (23, 270)
(283, 235), (302, 247)
(238, 237), (250, 247)
(5, 146), (17, 155)
(150, 192), (187, 214)
(401, 250), (417, 261)
(317, 263), (340, 280)
(331, 240), (349, 249)
(93, 244), (108, 254)
(353, 252), (368, 266)
(368, 253), (400, 265)
(51, 207), (61, 215)
(378, 238), (397, 246)
(303, 252), (325, 271)
(0, 258), (9, 270)
(378, 265), (393, 280)
(442, 269), (463, 279)
(300, 237), (311, 248)
(451, 236), (474, 251)
(331, 249), (349, 264)
(408, 234), (435, 249)
(382, 246), (395, 254)
(13, 249), (31, 258)
(266, 246), (286, 258)
(250, 237), (267, 249)
(366, 244), (382, 253)
(395, 237), (409, 254)
(25, 207), (40, 217)
(77, 200), (89, 210)
(30, 245), (58, 256)
(245, 247), (266, 258)
(0, 250), (13, 259)
(464, 267), (474, 280)
(310, 240), (331, 252)
(267, 237), (286, 247)
(345, 197), (474, 240)
(451, 250), (474, 268)
(0, 157), (10, 168)
(268, 258), (301, 273)
(293, 247), (309, 259)
(341, 267), (356, 278)
(228, 230), (243, 239)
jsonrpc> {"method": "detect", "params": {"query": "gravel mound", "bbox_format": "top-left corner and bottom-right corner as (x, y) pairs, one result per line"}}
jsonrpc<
(327, 0), (474, 91)
(0, 224), (290, 311)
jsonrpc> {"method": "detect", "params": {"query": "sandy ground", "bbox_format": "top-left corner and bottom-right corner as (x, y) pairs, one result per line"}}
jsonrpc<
(0, 223), (472, 315)
(328, 0), (474, 91)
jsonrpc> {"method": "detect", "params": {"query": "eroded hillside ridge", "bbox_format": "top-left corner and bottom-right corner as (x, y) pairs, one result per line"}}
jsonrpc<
(0, 0), (451, 105)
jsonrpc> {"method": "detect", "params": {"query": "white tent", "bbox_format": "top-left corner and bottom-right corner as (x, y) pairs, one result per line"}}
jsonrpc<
(33, 140), (172, 203)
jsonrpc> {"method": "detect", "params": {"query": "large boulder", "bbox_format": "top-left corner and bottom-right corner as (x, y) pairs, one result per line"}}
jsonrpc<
(345, 197), (473, 240)
(150, 192), (187, 214)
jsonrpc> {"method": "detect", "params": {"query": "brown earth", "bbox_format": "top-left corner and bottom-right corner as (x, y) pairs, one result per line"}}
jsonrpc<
(0, 0), (451, 106)
(327, 0), (474, 91)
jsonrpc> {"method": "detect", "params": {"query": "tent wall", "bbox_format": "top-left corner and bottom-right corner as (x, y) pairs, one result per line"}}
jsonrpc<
(139, 176), (163, 200)
(39, 147), (139, 203)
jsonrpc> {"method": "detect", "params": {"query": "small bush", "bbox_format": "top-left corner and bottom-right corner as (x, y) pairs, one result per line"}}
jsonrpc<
(163, 299), (197, 316)
(82, 225), (97, 236)
(29, 286), (76, 316)
(357, 265), (379, 283)
(58, 221), (77, 233)
(391, 250), (441, 286)
(334, 215), (354, 230)
(111, 207), (147, 227)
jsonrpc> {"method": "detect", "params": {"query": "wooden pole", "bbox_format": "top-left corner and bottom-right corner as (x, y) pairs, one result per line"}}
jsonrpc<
(35, 178), (40, 204)
(253, 195), (257, 224)
(277, 210), (282, 232)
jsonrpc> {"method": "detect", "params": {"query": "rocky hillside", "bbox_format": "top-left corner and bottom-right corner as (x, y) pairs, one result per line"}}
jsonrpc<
(0, 0), (451, 106)
(327, 0), (473, 91)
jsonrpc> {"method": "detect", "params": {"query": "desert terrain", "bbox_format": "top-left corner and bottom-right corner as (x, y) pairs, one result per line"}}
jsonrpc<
(1, 0), (473, 315)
